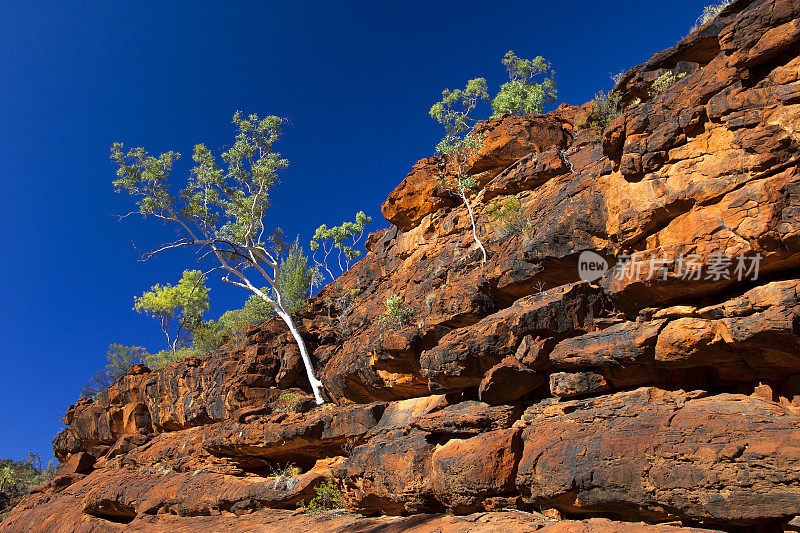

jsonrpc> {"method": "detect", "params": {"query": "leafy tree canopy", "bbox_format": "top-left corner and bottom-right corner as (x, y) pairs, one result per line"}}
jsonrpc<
(310, 211), (371, 282)
(112, 112), (325, 402)
(491, 50), (557, 116)
(276, 238), (318, 313)
(133, 269), (210, 354)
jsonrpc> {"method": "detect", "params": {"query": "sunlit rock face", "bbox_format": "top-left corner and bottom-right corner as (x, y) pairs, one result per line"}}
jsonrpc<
(6, 1), (800, 531)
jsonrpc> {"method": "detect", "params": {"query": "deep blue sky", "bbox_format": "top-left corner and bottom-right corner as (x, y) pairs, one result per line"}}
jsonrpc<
(0, 1), (706, 461)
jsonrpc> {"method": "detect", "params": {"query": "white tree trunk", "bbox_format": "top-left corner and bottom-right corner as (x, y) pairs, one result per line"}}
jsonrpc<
(247, 284), (325, 405)
(460, 189), (487, 264)
(275, 308), (325, 404)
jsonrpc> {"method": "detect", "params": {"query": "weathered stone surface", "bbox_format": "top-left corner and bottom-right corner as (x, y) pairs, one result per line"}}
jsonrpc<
(549, 371), (610, 398)
(431, 428), (522, 513)
(382, 115), (567, 232)
(421, 282), (608, 392)
(654, 280), (800, 377)
(9, 2), (800, 531)
(336, 429), (437, 515)
(0, 505), (726, 533)
(410, 401), (519, 436)
(203, 403), (386, 466)
(478, 357), (546, 405)
(549, 320), (666, 369)
(516, 387), (800, 527)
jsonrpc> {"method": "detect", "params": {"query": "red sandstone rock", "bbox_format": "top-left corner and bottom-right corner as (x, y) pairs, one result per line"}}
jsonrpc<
(516, 387), (800, 528)
(8, 2), (800, 531)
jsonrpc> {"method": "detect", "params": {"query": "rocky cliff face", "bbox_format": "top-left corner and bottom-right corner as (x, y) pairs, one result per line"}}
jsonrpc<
(5, 0), (800, 531)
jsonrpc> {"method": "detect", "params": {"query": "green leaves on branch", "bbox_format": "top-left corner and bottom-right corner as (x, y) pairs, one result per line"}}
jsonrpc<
(374, 293), (414, 330)
(134, 270), (211, 356)
(110, 144), (179, 219)
(310, 211), (372, 282)
(106, 344), (148, 380)
(429, 77), (488, 191)
(112, 112), (286, 246)
(429, 78), (489, 140)
(0, 454), (55, 515)
(111, 112), (328, 404)
(276, 239), (319, 311)
(218, 289), (275, 348)
(492, 51), (557, 116)
(81, 343), (149, 397)
(582, 90), (623, 136)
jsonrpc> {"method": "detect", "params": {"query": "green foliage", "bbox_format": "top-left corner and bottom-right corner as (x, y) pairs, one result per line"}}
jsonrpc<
(582, 90), (623, 136)
(112, 112), (287, 242)
(142, 347), (193, 370)
(430, 77), (491, 263)
(81, 344), (150, 397)
(650, 71), (686, 95)
(112, 111), (327, 404)
(310, 212), (372, 282)
(190, 321), (225, 358)
(492, 50), (557, 116)
(428, 78), (489, 145)
(276, 238), (317, 313)
(693, 0), (732, 29)
(429, 78), (488, 159)
(0, 453), (55, 515)
(488, 197), (534, 239)
(304, 473), (342, 514)
(218, 290), (276, 348)
(134, 269), (210, 355)
(374, 293), (414, 330)
(278, 392), (303, 411)
(110, 112), (291, 316)
(105, 343), (148, 380)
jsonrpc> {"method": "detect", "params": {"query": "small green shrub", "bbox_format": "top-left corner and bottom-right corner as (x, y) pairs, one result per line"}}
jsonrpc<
(582, 90), (622, 136)
(189, 321), (224, 358)
(488, 197), (534, 239)
(81, 344), (150, 397)
(650, 71), (686, 96)
(105, 344), (148, 379)
(143, 347), (193, 370)
(278, 392), (303, 411)
(218, 291), (275, 348)
(305, 474), (342, 514)
(374, 294), (414, 330)
(693, 0), (732, 30)
(0, 453), (55, 515)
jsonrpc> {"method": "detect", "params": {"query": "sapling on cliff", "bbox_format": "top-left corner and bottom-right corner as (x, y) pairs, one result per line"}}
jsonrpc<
(134, 269), (210, 358)
(310, 211), (372, 284)
(111, 112), (326, 404)
(429, 78), (490, 264)
(491, 50), (557, 116)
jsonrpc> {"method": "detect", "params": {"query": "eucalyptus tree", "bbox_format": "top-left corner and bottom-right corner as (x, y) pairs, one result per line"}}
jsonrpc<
(429, 78), (490, 264)
(491, 50), (557, 116)
(134, 269), (210, 357)
(310, 211), (372, 283)
(111, 112), (326, 404)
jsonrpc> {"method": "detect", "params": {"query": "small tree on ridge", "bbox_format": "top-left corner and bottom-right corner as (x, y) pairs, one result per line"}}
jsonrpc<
(429, 78), (490, 264)
(111, 112), (326, 404)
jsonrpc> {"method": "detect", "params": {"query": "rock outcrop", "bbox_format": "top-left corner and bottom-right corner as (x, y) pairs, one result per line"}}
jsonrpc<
(5, 0), (800, 531)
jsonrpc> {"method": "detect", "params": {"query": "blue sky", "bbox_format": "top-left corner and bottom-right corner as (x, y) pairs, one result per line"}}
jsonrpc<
(0, 1), (706, 461)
